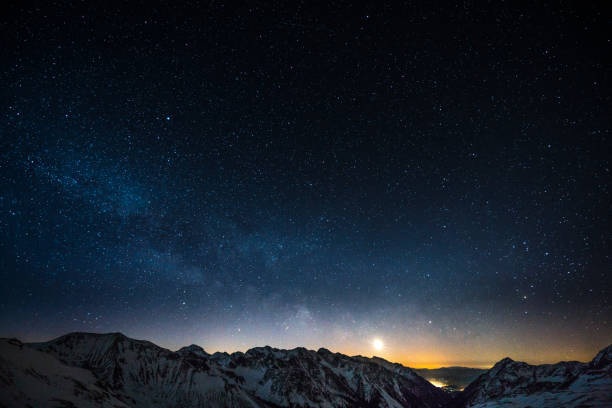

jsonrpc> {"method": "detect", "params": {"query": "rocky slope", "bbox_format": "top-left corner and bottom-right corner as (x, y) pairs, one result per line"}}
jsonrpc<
(456, 344), (612, 408)
(0, 332), (451, 407)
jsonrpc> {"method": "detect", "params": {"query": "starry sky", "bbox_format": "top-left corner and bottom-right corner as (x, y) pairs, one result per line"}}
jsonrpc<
(1, 2), (610, 368)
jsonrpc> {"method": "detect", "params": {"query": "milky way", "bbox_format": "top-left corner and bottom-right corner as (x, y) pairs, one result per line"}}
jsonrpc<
(1, 2), (610, 367)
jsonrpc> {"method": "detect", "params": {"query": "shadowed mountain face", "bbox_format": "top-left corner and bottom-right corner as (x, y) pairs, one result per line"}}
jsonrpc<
(0, 332), (451, 408)
(0, 333), (610, 408)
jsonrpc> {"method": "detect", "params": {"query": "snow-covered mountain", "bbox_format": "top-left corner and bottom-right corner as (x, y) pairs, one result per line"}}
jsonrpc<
(1, 332), (610, 408)
(456, 344), (612, 408)
(0, 332), (451, 407)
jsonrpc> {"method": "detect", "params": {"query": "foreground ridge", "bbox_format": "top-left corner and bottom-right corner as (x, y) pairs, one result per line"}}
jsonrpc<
(455, 344), (612, 408)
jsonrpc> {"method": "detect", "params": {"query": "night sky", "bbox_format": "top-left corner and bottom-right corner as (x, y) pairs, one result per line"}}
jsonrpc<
(1, 2), (610, 368)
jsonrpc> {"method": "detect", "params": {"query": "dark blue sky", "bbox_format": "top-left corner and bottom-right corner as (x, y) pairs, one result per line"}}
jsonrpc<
(1, 2), (610, 367)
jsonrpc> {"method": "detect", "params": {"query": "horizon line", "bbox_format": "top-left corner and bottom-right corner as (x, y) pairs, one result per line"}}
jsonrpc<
(5, 329), (605, 370)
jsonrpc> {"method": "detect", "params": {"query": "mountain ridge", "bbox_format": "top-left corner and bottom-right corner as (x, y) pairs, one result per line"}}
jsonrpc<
(0, 332), (610, 408)
(6, 331), (452, 407)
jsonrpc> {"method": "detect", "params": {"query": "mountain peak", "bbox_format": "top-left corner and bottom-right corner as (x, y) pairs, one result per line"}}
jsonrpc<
(494, 357), (514, 367)
(317, 347), (332, 355)
(177, 344), (208, 356)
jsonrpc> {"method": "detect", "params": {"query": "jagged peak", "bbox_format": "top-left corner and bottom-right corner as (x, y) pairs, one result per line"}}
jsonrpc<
(246, 345), (279, 355)
(177, 344), (208, 356)
(493, 357), (514, 367)
(484, 357), (519, 377)
(242, 345), (317, 361)
(287, 346), (311, 356)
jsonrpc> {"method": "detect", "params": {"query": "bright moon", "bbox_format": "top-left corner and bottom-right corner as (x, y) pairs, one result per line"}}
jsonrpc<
(373, 338), (384, 351)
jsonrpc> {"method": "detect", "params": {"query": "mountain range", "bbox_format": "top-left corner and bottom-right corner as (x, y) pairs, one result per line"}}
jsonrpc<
(0, 332), (610, 407)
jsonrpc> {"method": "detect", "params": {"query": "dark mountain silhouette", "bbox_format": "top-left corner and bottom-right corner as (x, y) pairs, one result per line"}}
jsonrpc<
(0, 332), (610, 407)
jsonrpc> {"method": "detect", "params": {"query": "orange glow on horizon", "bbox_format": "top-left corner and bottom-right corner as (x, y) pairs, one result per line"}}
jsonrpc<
(159, 324), (611, 371)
